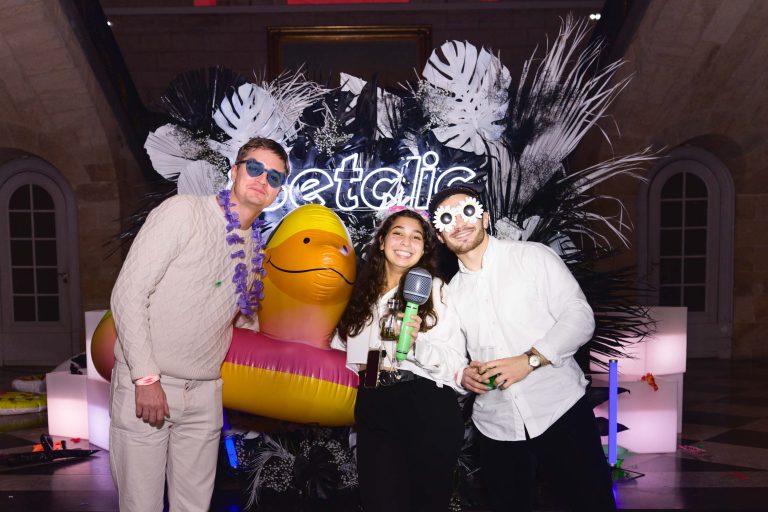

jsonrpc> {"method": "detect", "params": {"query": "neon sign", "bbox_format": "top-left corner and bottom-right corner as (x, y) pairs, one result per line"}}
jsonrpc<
(265, 151), (476, 212)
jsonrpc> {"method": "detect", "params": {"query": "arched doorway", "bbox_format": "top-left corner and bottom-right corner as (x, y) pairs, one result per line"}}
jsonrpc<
(638, 146), (734, 358)
(0, 157), (81, 365)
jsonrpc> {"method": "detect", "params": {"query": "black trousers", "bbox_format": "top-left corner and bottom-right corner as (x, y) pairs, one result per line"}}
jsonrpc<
(354, 377), (464, 512)
(474, 395), (616, 512)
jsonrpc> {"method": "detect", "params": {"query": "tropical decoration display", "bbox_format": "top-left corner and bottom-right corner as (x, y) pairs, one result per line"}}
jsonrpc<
(118, 15), (659, 510)
(223, 428), (360, 511)
(134, 16), (654, 368)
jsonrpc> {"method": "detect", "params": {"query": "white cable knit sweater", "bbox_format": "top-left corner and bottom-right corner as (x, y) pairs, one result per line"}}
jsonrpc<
(110, 194), (257, 382)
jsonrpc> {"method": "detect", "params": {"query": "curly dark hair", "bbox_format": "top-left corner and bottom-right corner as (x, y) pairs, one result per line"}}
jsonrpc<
(336, 209), (443, 342)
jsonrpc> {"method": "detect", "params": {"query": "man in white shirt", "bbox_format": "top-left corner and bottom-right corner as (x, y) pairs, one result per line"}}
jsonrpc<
(429, 185), (616, 512)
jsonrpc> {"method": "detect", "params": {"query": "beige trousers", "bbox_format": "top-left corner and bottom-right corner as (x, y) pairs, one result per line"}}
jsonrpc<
(109, 361), (223, 512)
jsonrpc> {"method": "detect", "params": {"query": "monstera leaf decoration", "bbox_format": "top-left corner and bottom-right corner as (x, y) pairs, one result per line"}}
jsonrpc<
(213, 82), (287, 162)
(212, 73), (326, 164)
(421, 41), (511, 155)
(144, 123), (201, 181)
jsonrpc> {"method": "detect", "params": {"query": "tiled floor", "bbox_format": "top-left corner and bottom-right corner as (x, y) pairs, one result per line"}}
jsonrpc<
(0, 359), (766, 511)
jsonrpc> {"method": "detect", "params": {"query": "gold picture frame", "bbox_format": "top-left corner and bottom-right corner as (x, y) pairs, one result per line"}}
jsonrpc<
(267, 25), (432, 88)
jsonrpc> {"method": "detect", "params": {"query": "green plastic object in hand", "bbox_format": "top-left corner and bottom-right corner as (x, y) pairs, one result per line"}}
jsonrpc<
(396, 302), (419, 361)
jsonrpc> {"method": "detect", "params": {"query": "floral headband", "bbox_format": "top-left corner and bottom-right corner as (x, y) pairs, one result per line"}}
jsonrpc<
(432, 197), (484, 233)
(375, 205), (431, 223)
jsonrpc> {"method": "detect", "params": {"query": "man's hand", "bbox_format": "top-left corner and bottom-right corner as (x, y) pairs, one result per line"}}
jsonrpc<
(478, 354), (533, 390)
(135, 381), (170, 428)
(461, 361), (492, 394)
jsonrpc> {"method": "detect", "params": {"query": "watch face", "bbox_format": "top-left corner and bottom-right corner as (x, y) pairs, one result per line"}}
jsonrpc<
(529, 354), (541, 368)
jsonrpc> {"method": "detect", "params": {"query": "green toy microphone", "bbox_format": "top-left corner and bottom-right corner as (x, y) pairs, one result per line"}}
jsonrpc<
(396, 267), (433, 361)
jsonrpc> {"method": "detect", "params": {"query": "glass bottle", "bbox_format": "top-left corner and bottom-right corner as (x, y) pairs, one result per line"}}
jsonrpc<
(379, 298), (402, 341)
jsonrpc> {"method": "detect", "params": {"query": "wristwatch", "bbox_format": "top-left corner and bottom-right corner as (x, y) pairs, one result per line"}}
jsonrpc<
(525, 350), (542, 370)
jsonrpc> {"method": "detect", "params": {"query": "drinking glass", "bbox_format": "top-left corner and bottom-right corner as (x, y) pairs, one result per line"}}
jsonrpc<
(475, 346), (498, 389)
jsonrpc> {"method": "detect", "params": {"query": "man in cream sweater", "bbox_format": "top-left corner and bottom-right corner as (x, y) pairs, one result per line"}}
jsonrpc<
(109, 137), (288, 511)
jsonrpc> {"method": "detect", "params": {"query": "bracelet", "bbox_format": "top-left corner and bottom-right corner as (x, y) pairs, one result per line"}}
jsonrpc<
(135, 375), (160, 386)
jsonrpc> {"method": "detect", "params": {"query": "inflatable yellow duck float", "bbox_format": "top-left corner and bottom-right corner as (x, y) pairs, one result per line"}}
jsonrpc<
(91, 204), (359, 426)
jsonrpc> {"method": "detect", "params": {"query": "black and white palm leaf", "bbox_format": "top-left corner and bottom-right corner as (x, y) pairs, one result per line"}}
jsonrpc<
(497, 15), (632, 214)
(157, 66), (247, 139)
(504, 149), (654, 251)
(570, 255), (656, 371)
(144, 67), (246, 186)
(421, 40), (510, 155)
(212, 70), (326, 164)
(105, 180), (176, 255)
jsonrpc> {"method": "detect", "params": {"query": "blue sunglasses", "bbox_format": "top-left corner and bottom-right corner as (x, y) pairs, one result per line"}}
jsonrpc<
(236, 159), (286, 188)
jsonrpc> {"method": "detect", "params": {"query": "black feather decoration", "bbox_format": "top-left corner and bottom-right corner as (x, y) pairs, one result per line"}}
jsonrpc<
(158, 66), (247, 140)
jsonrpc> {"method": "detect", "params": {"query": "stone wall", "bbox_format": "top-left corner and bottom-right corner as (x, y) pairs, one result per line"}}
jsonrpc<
(574, 0), (768, 358)
(103, 3), (597, 106)
(0, 0), (145, 314)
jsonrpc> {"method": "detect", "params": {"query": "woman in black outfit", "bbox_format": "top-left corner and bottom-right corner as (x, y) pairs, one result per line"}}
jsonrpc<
(332, 208), (466, 512)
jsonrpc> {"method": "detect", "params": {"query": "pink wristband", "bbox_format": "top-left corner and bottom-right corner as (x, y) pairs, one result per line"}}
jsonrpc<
(135, 375), (160, 386)
(455, 368), (464, 388)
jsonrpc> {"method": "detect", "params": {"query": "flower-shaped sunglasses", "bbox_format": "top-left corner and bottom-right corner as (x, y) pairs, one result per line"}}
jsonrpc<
(236, 159), (287, 188)
(432, 197), (484, 233)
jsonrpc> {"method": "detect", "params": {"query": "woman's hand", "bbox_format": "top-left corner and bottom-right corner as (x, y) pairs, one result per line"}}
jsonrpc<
(461, 361), (493, 394)
(397, 312), (422, 351)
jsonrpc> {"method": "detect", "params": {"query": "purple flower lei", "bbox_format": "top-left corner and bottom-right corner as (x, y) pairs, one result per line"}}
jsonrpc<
(217, 189), (266, 316)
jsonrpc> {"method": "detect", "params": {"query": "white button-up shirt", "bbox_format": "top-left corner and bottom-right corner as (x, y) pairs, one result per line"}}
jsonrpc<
(331, 278), (467, 393)
(449, 236), (594, 440)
